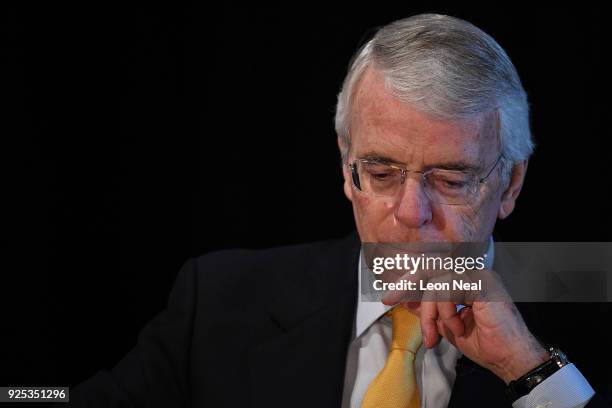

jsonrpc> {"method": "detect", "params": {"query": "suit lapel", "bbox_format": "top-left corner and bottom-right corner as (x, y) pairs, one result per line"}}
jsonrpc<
(247, 233), (360, 407)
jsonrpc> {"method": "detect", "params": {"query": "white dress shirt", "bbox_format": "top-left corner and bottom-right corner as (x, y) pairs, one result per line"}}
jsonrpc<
(341, 238), (595, 408)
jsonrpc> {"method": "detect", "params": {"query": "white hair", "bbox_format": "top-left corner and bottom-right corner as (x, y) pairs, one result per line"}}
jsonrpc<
(335, 14), (534, 180)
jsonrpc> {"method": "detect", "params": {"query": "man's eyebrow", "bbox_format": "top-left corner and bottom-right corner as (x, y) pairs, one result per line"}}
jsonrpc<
(357, 152), (481, 172)
(357, 153), (400, 164)
(426, 161), (481, 172)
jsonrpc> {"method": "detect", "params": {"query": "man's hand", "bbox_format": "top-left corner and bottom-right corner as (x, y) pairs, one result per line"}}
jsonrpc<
(381, 269), (549, 384)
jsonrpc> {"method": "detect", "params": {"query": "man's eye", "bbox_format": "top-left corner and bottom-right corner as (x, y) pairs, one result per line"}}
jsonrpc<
(441, 180), (467, 188)
(432, 176), (470, 190)
(371, 172), (393, 180)
(362, 163), (397, 181)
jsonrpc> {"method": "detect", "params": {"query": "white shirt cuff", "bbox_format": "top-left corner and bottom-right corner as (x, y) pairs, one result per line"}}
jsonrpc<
(512, 363), (595, 408)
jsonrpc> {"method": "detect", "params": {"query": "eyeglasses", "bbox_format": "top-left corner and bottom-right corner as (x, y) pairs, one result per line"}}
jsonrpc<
(347, 155), (503, 205)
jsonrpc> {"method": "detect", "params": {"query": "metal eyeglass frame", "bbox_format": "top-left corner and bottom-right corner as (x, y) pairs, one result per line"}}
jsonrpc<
(346, 154), (504, 205)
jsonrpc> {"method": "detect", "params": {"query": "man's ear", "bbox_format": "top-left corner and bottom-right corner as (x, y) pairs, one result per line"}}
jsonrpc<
(337, 136), (353, 202)
(498, 160), (528, 219)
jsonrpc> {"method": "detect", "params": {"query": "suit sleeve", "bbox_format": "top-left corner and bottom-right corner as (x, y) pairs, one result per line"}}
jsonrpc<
(67, 258), (197, 407)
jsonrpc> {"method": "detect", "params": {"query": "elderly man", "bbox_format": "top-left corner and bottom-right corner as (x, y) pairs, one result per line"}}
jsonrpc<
(70, 14), (604, 408)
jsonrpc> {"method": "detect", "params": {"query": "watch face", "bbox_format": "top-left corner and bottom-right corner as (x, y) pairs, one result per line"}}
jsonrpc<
(526, 374), (546, 388)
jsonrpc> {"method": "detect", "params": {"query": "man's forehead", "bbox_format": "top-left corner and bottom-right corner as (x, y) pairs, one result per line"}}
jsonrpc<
(349, 68), (498, 165)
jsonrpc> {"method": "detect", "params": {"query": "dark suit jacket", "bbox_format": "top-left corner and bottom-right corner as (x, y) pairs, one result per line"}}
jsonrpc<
(70, 233), (610, 407)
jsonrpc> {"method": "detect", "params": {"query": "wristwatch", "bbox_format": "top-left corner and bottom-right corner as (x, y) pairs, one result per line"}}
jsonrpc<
(505, 347), (570, 402)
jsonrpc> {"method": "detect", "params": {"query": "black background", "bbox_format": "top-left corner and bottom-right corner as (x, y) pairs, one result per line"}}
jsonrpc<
(3, 1), (611, 398)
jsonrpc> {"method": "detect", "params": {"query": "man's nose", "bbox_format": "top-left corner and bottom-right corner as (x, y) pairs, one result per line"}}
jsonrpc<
(393, 175), (433, 228)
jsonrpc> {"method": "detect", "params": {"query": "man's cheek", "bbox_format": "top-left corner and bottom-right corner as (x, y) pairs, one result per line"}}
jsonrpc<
(458, 212), (479, 241)
(353, 198), (389, 240)
(353, 194), (378, 222)
(457, 201), (491, 241)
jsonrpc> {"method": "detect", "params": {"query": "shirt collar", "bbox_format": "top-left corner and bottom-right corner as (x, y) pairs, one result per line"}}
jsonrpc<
(355, 236), (495, 338)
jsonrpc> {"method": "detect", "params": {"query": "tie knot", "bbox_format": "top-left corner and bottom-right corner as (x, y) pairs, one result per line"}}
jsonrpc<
(386, 306), (422, 353)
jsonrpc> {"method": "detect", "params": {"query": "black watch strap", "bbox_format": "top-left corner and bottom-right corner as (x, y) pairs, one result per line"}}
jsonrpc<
(505, 347), (570, 402)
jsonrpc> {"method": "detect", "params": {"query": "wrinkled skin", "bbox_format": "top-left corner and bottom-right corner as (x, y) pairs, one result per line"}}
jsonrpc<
(340, 68), (547, 383)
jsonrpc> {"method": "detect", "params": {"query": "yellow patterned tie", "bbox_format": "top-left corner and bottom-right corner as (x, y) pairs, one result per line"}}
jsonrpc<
(361, 306), (423, 408)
